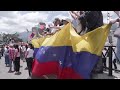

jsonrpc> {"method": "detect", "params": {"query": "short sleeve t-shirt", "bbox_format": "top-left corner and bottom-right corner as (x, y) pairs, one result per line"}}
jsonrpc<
(26, 48), (34, 58)
(4, 47), (9, 55)
(22, 46), (26, 52)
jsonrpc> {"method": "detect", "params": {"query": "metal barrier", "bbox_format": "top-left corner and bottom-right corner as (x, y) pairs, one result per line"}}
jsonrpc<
(102, 46), (120, 76)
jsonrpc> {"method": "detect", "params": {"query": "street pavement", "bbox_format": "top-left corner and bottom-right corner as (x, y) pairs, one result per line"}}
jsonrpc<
(0, 56), (120, 79)
(0, 57), (29, 79)
(91, 58), (120, 79)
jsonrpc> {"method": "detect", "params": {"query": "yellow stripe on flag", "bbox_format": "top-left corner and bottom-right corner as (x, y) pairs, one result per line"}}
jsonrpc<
(32, 23), (112, 56)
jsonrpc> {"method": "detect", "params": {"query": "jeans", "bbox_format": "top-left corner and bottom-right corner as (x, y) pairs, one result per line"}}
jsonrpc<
(9, 59), (15, 71)
(113, 38), (120, 62)
(5, 55), (9, 65)
(20, 52), (24, 60)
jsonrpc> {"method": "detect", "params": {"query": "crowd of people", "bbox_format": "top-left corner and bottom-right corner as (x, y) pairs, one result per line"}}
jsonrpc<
(0, 11), (120, 79)
(0, 42), (34, 78)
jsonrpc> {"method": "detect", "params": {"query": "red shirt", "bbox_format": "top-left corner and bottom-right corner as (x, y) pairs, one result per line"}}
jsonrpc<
(9, 47), (15, 60)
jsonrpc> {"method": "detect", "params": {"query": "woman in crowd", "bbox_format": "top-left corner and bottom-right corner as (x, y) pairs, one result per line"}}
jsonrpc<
(22, 45), (26, 62)
(4, 45), (9, 67)
(24, 44), (28, 70)
(25, 43), (34, 77)
(112, 18), (120, 72)
(20, 45), (24, 61)
(1, 46), (4, 57)
(14, 44), (21, 75)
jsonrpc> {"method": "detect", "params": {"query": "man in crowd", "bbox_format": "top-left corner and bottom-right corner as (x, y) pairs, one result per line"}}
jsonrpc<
(48, 18), (63, 34)
(8, 44), (15, 73)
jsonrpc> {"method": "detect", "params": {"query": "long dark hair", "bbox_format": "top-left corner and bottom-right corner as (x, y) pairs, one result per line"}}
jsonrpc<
(14, 45), (19, 52)
(25, 44), (28, 50)
(29, 43), (34, 50)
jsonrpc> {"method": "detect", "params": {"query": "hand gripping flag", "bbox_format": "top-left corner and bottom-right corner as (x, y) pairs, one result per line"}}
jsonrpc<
(32, 23), (112, 79)
(30, 32), (35, 39)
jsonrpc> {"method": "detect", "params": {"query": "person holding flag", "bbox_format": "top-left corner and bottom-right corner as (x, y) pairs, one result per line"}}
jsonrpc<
(29, 32), (35, 39)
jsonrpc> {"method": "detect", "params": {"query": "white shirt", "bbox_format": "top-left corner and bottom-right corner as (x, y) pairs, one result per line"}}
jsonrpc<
(26, 48), (34, 58)
(22, 46), (26, 52)
(50, 24), (63, 33)
(4, 47), (9, 55)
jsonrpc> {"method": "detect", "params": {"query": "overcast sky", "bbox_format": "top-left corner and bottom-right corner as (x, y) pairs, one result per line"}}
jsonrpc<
(0, 11), (118, 34)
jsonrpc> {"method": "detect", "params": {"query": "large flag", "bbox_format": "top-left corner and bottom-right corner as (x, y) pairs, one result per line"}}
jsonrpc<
(32, 37), (48, 58)
(32, 23), (111, 79)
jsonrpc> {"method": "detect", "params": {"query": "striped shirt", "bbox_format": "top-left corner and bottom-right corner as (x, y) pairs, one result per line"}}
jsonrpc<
(9, 47), (15, 60)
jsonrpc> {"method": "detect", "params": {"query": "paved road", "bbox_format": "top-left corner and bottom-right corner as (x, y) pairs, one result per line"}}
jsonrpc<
(0, 57), (29, 79)
(0, 56), (120, 79)
(92, 58), (120, 79)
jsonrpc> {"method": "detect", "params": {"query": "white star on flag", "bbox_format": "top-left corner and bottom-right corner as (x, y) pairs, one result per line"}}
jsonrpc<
(42, 51), (45, 54)
(53, 54), (56, 57)
(41, 48), (44, 51)
(59, 61), (62, 65)
(40, 48), (45, 54)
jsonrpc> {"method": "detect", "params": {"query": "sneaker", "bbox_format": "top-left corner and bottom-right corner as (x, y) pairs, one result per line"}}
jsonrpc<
(114, 70), (119, 73)
(8, 70), (13, 73)
(15, 72), (18, 75)
(103, 68), (107, 71)
(6, 64), (10, 67)
(15, 72), (20, 75)
(117, 61), (120, 64)
(27, 76), (31, 79)
(25, 67), (28, 70)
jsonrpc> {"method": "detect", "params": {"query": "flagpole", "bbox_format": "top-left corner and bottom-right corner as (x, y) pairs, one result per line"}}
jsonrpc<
(26, 28), (29, 43)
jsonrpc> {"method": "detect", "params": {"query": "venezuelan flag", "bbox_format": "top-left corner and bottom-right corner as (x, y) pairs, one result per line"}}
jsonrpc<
(32, 23), (111, 79)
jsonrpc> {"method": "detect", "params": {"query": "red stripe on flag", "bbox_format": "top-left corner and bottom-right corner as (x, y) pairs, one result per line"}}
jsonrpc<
(58, 67), (83, 79)
(32, 59), (83, 79)
(32, 59), (59, 77)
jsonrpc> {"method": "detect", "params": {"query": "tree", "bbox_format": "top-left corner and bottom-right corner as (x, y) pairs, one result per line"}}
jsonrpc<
(2, 33), (23, 44)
